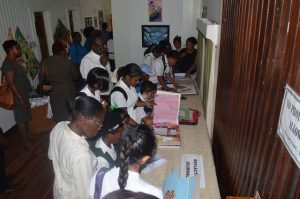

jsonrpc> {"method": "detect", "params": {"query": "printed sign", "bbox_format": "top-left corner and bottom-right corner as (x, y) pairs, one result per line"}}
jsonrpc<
(277, 85), (300, 168)
(181, 154), (205, 188)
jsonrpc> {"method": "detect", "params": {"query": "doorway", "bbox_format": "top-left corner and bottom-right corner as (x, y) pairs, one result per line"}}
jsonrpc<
(34, 12), (49, 59)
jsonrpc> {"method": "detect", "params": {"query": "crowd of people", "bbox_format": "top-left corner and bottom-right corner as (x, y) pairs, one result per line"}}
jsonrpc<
(0, 22), (197, 198)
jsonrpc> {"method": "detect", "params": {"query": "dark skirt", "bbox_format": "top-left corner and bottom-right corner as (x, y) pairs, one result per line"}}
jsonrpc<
(13, 91), (31, 123)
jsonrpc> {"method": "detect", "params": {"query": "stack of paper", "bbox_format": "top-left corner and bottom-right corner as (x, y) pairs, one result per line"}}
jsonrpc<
(153, 91), (181, 148)
(153, 90), (181, 125)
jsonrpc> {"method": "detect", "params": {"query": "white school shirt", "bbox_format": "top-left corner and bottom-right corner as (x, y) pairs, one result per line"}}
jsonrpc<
(48, 122), (97, 199)
(90, 167), (163, 199)
(149, 55), (171, 84)
(134, 93), (147, 124)
(80, 50), (112, 95)
(95, 137), (117, 170)
(144, 52), (155, 67)
(80, 85), (101, 102)
(110, 79), (138, 122)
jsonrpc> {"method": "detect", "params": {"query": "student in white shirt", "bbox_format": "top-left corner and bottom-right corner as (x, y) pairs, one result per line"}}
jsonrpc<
(48, 96), (105, 199)
(110, 64), (145, 124)
(135, 80), (157, 124)
(150, 50), (183, 91)
(91, 124), (162, 199)
(79, 67), (110, 108)
(88, 112), (125, 170)
(144, 44), (162, 67)
(173, 35), (182, 53)
(80, 35), (112, 95)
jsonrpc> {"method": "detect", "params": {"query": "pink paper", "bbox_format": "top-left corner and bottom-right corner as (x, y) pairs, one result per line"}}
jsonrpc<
(153, 91), (181, 125)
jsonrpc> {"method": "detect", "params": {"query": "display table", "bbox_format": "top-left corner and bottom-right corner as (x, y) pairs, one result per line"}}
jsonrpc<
(28, 96), (55, 135)
(142, 94), (221, 199)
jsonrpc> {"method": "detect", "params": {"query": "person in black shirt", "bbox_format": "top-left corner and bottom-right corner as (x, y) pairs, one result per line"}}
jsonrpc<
(176, 37), (197, 77)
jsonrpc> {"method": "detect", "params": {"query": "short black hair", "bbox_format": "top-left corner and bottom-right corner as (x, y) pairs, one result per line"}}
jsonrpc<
(102, 22), (108, 30)
(2, 40), (18, 54)
(117, 63), (143, 80)
(166, 50), (179, 61)
(186, 37), (197, 45)
(91, 34), (103, 45)
(52, 42), (65, 55)
(86, 67), (110, 92)
(159, 40), (172, 53)
(71, 32), (81, 40)
(83, 26), (95, 38)
(140, 80), (157, 94)
(173, 35), (181, 43)
(66, 96), (104, 121)
(150, 44), (162, 54)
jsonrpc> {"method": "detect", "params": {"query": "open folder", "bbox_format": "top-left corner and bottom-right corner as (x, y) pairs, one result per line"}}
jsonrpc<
(153, 90), (181, 125)
(153, 91), (181, 148)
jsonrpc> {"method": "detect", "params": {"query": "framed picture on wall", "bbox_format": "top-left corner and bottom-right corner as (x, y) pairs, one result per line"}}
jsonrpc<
(84, 17), (93, 27)
(148, 0), (162, 22)
(142, 25), (169, 47)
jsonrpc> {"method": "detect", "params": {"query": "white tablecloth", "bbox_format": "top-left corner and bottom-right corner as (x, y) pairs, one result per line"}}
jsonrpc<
(29, 96), (53, 118)
(142, 94), (221, 199)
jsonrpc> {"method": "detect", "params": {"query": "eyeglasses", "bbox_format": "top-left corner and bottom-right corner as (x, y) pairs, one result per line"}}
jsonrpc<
(90, 118), (103, 130)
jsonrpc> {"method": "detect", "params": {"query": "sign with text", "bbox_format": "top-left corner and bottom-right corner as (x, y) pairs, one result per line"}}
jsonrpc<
(181, 154), (205, 188)
(278, 85), (300, 168)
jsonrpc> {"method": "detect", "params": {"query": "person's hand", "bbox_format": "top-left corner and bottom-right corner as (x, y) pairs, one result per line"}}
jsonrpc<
(164, 190), (175, 199)
(19, 97), (28, 108)
(145, 101), (155, 107)
(100, 54), (109, 66)
(100, 99), (108, 109)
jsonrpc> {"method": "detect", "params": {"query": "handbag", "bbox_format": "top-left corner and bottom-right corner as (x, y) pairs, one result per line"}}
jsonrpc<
(37, 61), (52, 95)
(0, 74), (15, 109)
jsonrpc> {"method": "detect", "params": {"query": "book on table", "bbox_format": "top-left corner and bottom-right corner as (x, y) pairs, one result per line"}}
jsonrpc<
(153, 91), (181, 148)
(179, 108), (200, 125)
(166, 81), (198, 95)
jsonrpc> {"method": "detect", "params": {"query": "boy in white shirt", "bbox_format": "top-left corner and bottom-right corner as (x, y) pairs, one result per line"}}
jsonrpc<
(135, 80), (157, 124)
(150, 50), (183, 91)
(144, 44), (162, 67)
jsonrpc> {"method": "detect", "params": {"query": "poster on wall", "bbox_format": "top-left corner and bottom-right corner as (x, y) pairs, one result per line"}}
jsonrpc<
(142, 25), (169, 47)
(148, 0), (162, 22)
(277, 85), (300, 168)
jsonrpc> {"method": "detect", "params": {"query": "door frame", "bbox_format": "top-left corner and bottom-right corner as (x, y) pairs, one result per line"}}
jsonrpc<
(65, 7), (81, 32)
(27, 7), (54, 59)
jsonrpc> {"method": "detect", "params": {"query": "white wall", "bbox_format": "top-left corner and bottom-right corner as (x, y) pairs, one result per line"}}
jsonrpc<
(182, 0), (202, 44)
(111, 0), (201, 68)
(203, 0), (221, 24)
(0, 0), (80, 62)
(80, 0), (112, 30)
(0, 0), (80, 132)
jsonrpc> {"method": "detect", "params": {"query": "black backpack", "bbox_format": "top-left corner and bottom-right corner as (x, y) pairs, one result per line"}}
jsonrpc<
(110, 86), (128, 102)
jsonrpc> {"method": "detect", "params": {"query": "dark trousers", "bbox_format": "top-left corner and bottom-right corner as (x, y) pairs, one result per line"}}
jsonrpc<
(0, 146), (5, 191)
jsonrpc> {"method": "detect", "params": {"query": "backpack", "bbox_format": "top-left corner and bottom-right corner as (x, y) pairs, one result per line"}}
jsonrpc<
(110, 86), (128, 101)
(93, 167), (110, 199)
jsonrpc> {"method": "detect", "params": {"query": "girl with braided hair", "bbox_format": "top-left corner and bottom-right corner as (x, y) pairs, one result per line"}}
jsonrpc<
(90, 124), (162, 199)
